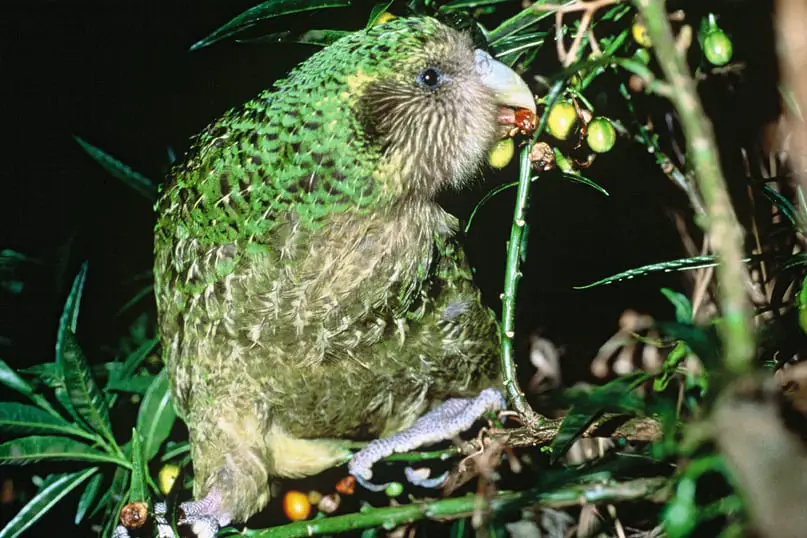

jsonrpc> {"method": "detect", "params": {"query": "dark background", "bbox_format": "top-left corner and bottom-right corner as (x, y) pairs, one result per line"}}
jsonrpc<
(1, 0), (777, 534)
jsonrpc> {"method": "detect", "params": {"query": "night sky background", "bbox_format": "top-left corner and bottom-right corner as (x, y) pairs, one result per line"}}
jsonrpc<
(2, 0), (777, 534)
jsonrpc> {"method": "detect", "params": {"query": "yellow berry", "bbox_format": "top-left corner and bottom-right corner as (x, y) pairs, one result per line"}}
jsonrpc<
(158, 464), (180, 495)
(283, 490), (312, 521)
(487, 138), (515, 169)
(546, 102), (577, 141)
(632, 21), (652, 48)
(307, 490), (322, 505)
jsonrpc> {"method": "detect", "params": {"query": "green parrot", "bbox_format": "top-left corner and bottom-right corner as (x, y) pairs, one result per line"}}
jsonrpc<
(145, 15), (535, 537)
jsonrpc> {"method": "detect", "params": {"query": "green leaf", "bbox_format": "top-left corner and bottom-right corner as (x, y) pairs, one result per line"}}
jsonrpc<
(190, 0), (351, 51)
(761, 183), (798, 224)
(129, 429), (150, 503)
(465, 181), (518, 234)
(574, 255), (733, 289)
(550, 373), (650, 462)
(656, 322), (721, 370)
(0, 403), (93, 439)
(366, 1), (393, 28)
(18, 362), (62, 388)
(74, 470), (103, 524)
(101, 467), (131, 537)
(107, 335), (159, 390)
(486, 1), (558, 44)
(440, 0), (511, 11)
(559, 171), (610, 197)
(74, 137), (157, 201)
(450, 518), (468, 538)
(59, 333), (115, 444)
(238, 29), (350, 47)
(161, 440), (190, 462)
(56, 263), (88, 359)
(106, 374), (156, 395)
(0, 436), (127, 466)
(490, 31), (547, 59)
(0, 468), (97, 538)
(116, 283), (154, 316)
(0, 359), (60, 417)
(660, 288), (693, 323)
(137, 369), (178, 460)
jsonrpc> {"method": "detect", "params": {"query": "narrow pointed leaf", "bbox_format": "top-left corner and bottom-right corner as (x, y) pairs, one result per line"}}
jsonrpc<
(74, 137), (157, 201)
(0, 436), (127, 466)
(237, 29), (349, 47)
(59, 333), (114, 443)
(490, 31), (547, 59)
(0, 359), (60, 417)
(115, 283), (155, 315)
(137, 369), (177, 460)
(550, 373), (650, 462)
(660, 288), (693, 323)
(0, 403), (93, 439)
(107, 335), (160, 389)
(440, 0), (511, 11)
(487, 1), (558, 44)
(101, 467), (131, 537)
(18, 362), (61, 388)
(56, 263), (88, 363)
(366, 1), (393, 28)
(129, 429), (149, 503)
(574, 255), (735, 289)
(0, 467), (97, 538)
(559, 172), (610, 196)
(190, 0), (351, 51)
(106, 375), (156, 395)
(56, 262), (87, 338)
(465, 182), (518, 234)
(74, 470), (103, 524)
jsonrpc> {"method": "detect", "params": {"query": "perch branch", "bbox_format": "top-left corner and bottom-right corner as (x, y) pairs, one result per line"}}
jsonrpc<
(246, 477), (669, 538)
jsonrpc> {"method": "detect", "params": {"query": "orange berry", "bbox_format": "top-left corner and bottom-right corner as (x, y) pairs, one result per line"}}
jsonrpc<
(283, 490), (311, 521)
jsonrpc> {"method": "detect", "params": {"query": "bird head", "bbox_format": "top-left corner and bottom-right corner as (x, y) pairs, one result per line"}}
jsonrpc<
(353, 17), (536, 198)
(272, 17), (536, 204)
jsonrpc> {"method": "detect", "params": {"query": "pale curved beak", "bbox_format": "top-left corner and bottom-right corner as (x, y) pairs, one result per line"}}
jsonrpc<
(475, 49), (536, 114)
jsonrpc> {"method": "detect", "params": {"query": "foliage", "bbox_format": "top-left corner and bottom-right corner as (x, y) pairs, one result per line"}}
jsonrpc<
(5, 0), (807, 537)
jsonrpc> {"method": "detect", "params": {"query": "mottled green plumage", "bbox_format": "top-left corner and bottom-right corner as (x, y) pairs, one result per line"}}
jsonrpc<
(154, 16), (528, 526)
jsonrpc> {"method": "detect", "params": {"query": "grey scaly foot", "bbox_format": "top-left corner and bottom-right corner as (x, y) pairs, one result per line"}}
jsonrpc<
(111, 491), (230, 538)
(349, 388), (506, 491)
(177, 490), (231, 538)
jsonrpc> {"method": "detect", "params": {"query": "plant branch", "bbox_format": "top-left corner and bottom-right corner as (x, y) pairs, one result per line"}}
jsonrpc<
(244, 477), (669, 538)
(632, 0), (755, 374)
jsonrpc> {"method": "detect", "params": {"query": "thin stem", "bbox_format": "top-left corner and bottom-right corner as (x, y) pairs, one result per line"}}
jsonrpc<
(245, 478), (668, 538)
(500, 146), (540, 426)
(499, 81), (565, 427)
(633, 0), (755, 374)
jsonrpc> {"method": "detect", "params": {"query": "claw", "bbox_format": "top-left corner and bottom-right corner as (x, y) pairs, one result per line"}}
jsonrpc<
(404, 467), (449, 488)
(112, 491), (230, 538)
(349, 389), (506, 490)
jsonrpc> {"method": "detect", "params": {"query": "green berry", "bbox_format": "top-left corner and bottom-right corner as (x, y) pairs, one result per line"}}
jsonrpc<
(586, 118), (616, 154)
(703, 30), (733, 66)
(384, 481), (403, 497)
(633, 48), (651, 65)
(547, 102), (577, 141)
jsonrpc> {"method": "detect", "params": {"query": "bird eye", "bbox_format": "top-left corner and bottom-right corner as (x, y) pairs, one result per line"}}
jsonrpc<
(417, 67), (444, 89)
